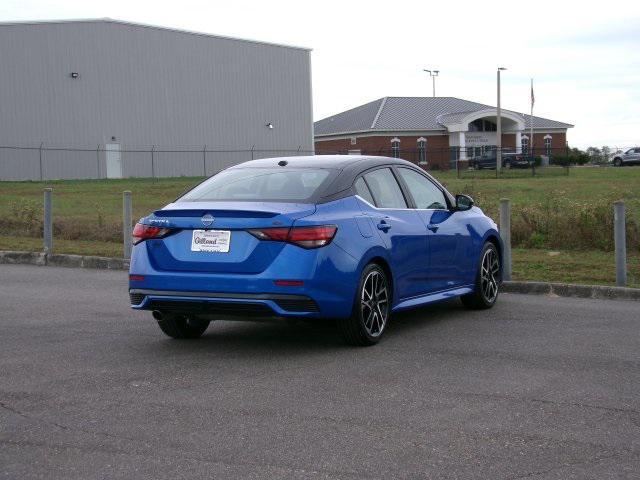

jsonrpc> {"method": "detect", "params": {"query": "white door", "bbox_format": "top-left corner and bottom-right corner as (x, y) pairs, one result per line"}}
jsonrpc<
(105, 143), (122, 179)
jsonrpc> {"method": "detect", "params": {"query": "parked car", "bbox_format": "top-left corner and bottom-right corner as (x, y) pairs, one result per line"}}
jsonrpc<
(612, 148), (640, 166)
(129, 156), (503, 346)
(472, 151), (532, 170)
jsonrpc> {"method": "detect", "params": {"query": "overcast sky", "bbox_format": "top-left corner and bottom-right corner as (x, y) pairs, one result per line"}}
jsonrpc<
(2, 0), (639, 149)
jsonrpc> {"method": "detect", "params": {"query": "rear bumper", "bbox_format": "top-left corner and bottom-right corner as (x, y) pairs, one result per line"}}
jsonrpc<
(130, 288), (320, 318)
(128, 240), (360, 319)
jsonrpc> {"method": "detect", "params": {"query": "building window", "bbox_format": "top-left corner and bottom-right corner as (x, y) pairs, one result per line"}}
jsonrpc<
(544, 135), (552, 156)
(417, 137), (427, 165)
(350, 136), (357, 145)
(521, 135), (529, 155)
(391, 137), (401, 158)
(484, 119), (497, 131)
(468, 119), (496, 132)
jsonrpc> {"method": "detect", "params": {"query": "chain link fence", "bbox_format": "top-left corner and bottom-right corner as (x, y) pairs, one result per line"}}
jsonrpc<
(2, 143), (635, 181)
(0, 143), (315, 181)
(316, 146), (574, 177)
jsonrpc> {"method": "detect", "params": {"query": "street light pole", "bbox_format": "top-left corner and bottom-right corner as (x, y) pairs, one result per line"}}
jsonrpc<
(496, 67), (507, 173)
(423, 69), (439, 97)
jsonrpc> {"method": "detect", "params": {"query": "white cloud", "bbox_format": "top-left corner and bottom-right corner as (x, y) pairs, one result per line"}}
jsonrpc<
(2, 0), (639, 148)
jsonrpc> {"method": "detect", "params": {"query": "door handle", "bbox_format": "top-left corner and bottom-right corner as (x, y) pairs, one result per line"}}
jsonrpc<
(427, 223), (439, 232)
(377, 220), (391, 232)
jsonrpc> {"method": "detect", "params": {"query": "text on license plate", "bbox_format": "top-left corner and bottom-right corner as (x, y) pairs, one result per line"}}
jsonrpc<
(191, 229), (231, 253)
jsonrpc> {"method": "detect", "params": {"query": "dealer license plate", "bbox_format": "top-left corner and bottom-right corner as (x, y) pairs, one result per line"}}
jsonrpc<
(191, 229), (231, 253)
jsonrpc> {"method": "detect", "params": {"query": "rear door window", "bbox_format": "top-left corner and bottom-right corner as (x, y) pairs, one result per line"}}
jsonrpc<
(354, 177), (375, 205)
(362, 168), (407, 209)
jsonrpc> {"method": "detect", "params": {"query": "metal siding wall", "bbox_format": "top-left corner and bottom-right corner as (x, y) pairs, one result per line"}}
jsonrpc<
(122, 150), (154, 178)
(42, 149), (98, 180)
(154, 150), (202, 178)
(0, 21), (312, 180)
(0, 148), (40, 181)
(206, 151), (249, 176)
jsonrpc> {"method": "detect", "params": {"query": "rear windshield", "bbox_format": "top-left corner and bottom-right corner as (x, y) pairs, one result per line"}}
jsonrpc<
(178, 167), (333, 203)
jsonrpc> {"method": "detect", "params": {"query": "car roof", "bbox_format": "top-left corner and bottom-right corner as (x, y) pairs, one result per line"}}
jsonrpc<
(234, 155), (416, 170)
(227, 154), (451, 204)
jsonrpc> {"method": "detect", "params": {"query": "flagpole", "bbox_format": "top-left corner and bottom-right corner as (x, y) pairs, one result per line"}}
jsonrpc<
(530, 78), (534, 159)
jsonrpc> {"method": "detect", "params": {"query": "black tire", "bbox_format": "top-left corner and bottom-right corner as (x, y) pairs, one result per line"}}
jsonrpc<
(461, 242), (501, 310)
(339, 263), (391, 346)
(156, 313), (210, 339)
(614, 158), (623, 167)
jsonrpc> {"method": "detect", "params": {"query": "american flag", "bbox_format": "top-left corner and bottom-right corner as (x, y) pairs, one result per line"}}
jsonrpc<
(531, 79), (535, 107)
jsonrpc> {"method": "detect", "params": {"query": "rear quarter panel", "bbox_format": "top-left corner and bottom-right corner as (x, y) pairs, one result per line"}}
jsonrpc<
(296, 196), (391, 309)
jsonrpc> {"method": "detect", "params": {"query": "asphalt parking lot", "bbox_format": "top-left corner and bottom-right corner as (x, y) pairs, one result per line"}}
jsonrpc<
(1, 264), (639, 479)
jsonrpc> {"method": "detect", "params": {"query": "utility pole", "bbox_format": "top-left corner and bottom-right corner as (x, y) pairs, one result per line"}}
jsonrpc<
(530, 78), (535, 160)
(496, 67), (507, 173)
(423, 69), (439, 97)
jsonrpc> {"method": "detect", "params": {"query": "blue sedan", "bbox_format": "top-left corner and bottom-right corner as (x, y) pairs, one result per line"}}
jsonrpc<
(129, 155), (502, 345)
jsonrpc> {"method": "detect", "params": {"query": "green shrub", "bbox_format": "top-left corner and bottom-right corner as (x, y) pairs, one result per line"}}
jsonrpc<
(551, 155), (571, 166)
(1, 199), (42, 236)
(508, 197), (639, 252)
(527, 232), (546, 248)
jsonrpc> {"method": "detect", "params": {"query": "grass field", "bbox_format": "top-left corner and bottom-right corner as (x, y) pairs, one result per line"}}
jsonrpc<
(1, 166), (639, 287)
(441, 167), (640, 218)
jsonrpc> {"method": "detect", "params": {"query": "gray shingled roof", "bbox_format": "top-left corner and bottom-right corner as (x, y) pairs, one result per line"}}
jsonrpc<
(314, 97), (573, 136)
(437, 110), (485, 126)
(314, 98), (384, 136)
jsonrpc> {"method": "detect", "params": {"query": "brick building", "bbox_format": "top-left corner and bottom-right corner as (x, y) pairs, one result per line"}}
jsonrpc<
(314, 97), (573, 169)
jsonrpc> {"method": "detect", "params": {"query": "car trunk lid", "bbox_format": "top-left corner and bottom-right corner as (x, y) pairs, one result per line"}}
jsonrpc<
(143, 202), (315, 273)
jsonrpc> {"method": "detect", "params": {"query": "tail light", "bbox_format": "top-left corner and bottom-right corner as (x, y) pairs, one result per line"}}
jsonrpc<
(248, 225), (337, 249)
(132, 223), (172, 245)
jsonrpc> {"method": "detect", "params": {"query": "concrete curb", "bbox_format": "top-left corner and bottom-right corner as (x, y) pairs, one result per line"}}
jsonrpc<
(502, 281), (640, 302)
(0, 250), (129, 271)
(1, 250), (638, 301)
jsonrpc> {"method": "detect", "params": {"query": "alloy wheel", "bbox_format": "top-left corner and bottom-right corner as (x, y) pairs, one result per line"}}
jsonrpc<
(480, 247), (500, 303)
(361, 270), (389, 337)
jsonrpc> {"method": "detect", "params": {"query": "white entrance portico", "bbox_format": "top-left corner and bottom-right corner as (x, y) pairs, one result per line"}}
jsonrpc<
(437, 108), (525, 160)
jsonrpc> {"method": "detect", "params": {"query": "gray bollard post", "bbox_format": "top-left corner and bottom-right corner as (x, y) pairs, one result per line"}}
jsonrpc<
(499, 198), (512, 281)
(614, 201), (627, 287)
(123, 191), (133, 260)
(43, 188), (53, 254)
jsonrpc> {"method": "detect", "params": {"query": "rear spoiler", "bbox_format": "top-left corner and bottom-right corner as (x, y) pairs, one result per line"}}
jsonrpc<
(153, 209), (278, 218)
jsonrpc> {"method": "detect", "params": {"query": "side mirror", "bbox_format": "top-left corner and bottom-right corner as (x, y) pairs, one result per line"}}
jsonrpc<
(455, 194), (474, 211)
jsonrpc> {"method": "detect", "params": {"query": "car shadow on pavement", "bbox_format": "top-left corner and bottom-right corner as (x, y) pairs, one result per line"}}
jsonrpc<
(147, 319), (347, 356)
(135, 298), (472, 357)
(390, 298), (469, 334)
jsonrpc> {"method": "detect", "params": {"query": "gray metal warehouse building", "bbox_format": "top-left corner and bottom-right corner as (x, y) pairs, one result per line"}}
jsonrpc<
(0, 18), (313, 180)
